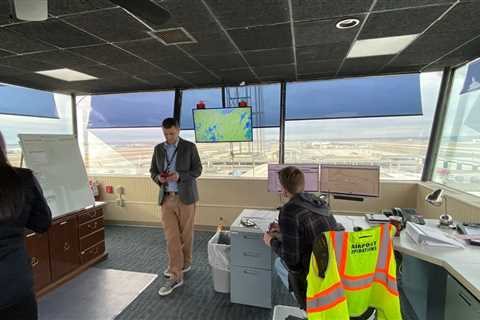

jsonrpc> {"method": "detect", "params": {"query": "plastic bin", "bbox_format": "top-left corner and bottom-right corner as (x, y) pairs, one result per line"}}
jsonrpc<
(208, 231), (231, 293)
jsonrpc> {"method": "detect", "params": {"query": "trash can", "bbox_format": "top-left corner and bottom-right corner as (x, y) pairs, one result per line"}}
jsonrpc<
(208, 231), (231, 293)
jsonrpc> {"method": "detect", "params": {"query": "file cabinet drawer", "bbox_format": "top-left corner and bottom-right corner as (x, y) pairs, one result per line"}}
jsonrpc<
(445, 275), (480, 320)
(231, 231), (271, 269)
(231, 266), (272, 309)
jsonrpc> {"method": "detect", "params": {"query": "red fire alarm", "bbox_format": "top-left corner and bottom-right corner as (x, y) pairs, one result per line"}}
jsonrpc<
(238, 101), (248, 107)
(105, 185), (113, 194)
(196, 100), (206, 109)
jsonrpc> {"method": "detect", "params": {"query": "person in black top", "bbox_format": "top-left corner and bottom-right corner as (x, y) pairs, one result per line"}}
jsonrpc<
(263, 166), (339, 309)
(0, 130), (52, 320)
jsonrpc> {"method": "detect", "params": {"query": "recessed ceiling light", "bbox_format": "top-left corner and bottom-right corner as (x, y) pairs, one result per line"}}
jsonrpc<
(347, 34), (418, 58)
(35, 68), (98, 81)
(336, 18), (360, 29)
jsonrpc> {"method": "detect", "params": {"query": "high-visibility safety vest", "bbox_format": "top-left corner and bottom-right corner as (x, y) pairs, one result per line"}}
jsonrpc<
(306, 224), (402, 320)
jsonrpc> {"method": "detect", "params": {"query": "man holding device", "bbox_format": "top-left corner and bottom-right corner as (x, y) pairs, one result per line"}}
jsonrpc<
(150, 118), (202, 296)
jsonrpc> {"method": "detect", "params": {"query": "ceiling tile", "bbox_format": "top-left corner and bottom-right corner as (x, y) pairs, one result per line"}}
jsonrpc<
(72, 65), (128, 79)
(0, 55), (57, 72)
(62, 8), (150, 42)
(297, 59), (341, 74)
(374, 0), (455, 11)
(427, 36), (480, 68)
(0, 64), (26, 77)
(177, 72), (220, 86)
(0, 29), (54, 54)
(0, 49), (12, 57)
(137, 73), (189, 88)
(216, 68), (258, 83)
(359, 6), (449, 39)
(243, 48), (294, 67)
(179, 32), (237, 56)
(195, 53), (247, 70)
(7, 19), (103, 48)
(253, 63), (295, 78)
(295, 16), (363, 47)
(158, 0), (220, 33)
(69, 44), (142, 65)
(204, 0), (289, 29)
(117, 39), (182, 61)
(339, 55), (394, 75)
(292, 0), (372, 21)
(26, 50), (99, 68)
(228, 23), (292, 51)
(297, 73), (335, 80)
(383, 65), (424, 74)
(49, 0), (117, 16)
(111, 62), (169, 76)
(0, 2), (15, 25)
(429, 2), (480, 33)
(153, 55), (205, 73)
(296, 42), (351, 62)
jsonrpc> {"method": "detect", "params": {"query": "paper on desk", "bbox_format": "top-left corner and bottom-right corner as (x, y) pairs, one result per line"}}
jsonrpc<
(405, 222), (465, 249)
(241, 209), (278, 232)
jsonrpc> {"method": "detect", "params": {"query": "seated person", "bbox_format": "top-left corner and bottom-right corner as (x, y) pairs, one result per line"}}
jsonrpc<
(263, 166), (340, 309)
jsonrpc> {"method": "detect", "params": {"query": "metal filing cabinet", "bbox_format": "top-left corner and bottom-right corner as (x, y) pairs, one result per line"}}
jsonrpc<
(230, 210), (277, 309)
(445, 275), (480, 320)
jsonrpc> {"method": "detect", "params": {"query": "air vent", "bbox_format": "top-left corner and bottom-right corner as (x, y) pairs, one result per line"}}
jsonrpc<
(148, 27), (197, 46)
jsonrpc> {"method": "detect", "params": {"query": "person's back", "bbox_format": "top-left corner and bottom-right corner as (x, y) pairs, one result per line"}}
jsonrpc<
(0, 131), (52, 320)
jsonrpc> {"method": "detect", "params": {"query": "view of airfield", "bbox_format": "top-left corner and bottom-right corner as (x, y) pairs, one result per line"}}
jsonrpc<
(2, 72), (479, 196)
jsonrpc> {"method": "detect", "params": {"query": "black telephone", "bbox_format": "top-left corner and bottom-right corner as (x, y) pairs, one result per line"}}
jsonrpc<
(391, 208), (426, 225)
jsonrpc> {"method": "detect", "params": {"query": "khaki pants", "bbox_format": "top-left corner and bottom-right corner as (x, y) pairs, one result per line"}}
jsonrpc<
(161, 194), (196, 281)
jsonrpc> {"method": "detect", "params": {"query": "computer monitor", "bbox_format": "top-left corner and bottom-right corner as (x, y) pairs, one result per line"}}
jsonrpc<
(319, 164), (380, 197)
(268, 164), (319, 193)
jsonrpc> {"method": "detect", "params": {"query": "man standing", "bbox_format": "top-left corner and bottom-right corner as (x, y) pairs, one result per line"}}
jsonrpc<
(150, 118), (202, 296)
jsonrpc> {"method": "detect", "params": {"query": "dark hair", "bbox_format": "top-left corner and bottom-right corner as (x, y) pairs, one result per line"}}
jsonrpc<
(0, 131), (24, 221)
(278, 166), (305, 195)
(162, 118), (179, 129)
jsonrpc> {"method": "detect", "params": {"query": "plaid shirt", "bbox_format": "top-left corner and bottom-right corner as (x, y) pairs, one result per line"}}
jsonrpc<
(271, 193), (338, 273)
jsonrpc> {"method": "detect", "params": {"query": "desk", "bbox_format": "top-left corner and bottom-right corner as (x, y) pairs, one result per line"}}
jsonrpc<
(231, 209), (480, 318)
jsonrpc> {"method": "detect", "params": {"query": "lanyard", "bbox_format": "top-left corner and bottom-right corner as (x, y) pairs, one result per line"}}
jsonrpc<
(165, 146), (178, 171)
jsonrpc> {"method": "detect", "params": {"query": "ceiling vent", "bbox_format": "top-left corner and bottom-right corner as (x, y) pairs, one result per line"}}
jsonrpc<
(148, 27), (197, 46)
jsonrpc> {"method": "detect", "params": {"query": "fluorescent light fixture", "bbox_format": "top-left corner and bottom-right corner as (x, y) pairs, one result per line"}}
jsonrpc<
(347, 34), (418, 58)
(35, 68), (98, 81)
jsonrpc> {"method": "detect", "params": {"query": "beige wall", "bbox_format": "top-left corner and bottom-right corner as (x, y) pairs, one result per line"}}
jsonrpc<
(93, 176), (421, 229)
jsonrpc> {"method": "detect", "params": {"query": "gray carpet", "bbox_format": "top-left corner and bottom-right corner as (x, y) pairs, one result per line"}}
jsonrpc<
(96, 225), (418, 320)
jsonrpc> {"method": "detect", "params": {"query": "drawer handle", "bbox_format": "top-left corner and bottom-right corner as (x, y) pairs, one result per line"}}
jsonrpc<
(243, 252), (260, 258)
(458, 292), (472, 306)
(88, 222), (98, 230)
(31, 257), (39, 267)
(60, 221), (69, 226)
(92, 247), (99, 254)
(64, 242), (71, 251)
(88, 212), (97, 218)
(243, 270), (258, 275)
(26, 233), (36, 238)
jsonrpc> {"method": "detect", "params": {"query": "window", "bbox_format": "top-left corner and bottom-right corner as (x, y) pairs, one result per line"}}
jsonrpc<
(180, 84), (281, 177)
(181, 87), (222, 130)
(433, 60), (480, 196)
(77, 91), (174, 175)
(0, 84), (72, 166)
(285, 72), (442, 180)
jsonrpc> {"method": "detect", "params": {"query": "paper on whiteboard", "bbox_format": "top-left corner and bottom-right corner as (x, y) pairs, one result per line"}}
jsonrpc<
(28, 151), (48, 166)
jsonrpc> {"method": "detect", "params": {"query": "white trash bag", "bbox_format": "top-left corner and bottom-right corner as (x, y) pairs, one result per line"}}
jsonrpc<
(208, 231), (231, 272)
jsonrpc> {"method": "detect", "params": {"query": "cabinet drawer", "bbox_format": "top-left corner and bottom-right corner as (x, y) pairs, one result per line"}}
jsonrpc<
(79, 217), (104, 237)
(231, 266), (272, 308)
(78, 208), (103, 224)
(80, 229), (105, 251)
(49, 215), (80, 281)
(80, 241), (105, 264)
(25, 232), (51, 291)
(445, 275), (480, 320)
(231, 231), (271, 269)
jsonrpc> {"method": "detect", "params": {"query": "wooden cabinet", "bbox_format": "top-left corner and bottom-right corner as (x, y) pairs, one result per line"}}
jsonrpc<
(25, 204), (107, 296)
(49, 214), (80, 281)
(25, 232), (51, 291)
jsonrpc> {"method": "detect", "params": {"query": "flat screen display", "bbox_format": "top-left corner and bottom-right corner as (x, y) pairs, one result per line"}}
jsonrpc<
(319, 165), (380, 197)
(268, 164), (319, 193)
(193, 107), (253, 143)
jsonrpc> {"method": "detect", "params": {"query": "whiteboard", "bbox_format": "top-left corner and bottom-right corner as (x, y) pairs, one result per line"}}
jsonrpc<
(19, 134), (94, 218)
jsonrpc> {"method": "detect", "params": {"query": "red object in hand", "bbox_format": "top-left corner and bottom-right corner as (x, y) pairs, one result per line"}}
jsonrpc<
(238, 101), (248, 107)
(196, 100), (206, 109)
(105, 185), (113, 194)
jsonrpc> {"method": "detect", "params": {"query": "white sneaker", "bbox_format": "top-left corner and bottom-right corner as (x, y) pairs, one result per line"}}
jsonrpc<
(163, 265), (192, 278)
(158, 278), (183, 296)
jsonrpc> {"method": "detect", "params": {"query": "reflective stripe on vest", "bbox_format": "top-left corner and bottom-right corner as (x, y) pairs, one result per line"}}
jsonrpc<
(332, 224), (399, 296)
(306, 282), (346, 313)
